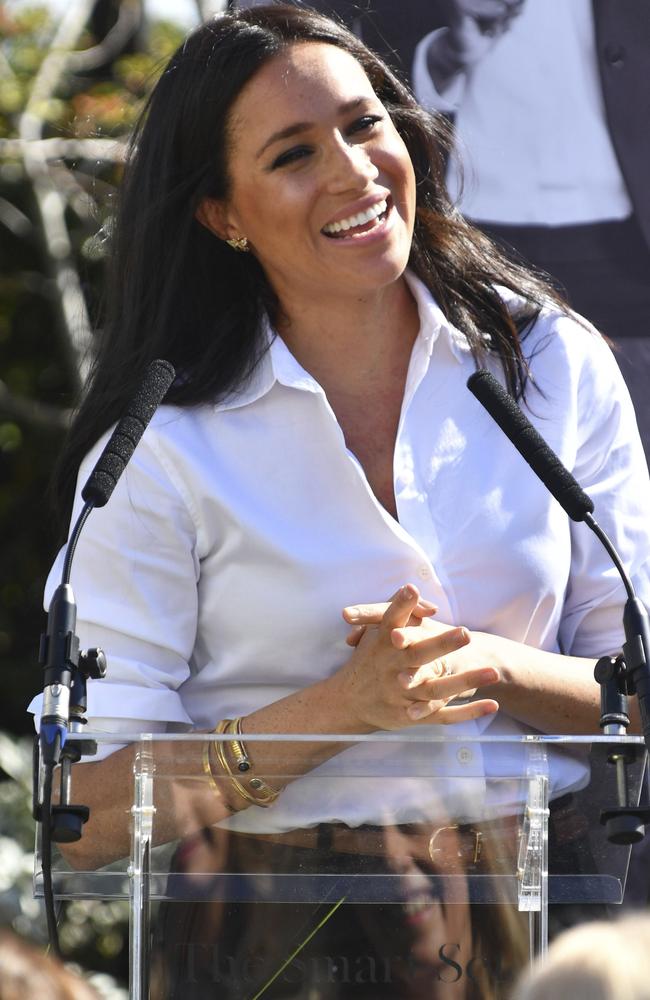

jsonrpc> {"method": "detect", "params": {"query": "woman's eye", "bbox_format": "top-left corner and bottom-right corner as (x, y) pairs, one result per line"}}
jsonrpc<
(348, 114), (383, 136)
(271, 146), (311, 169)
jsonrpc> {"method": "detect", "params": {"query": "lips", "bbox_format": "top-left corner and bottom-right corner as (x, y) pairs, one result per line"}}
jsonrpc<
(321, 197), (391, 239)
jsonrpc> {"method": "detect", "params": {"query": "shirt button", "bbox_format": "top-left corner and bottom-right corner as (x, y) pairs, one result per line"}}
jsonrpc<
(604, 43), (625, 68)
(457, 747), (473, 765)
(417, 566), (432, 580)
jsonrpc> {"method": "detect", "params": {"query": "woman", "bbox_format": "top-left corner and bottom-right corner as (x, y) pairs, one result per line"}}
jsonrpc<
(35, 4), (650, 997)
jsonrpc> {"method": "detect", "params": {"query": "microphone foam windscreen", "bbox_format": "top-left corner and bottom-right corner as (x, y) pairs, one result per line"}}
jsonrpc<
(81, 359), (176, 507)
(467, 369), (594, 522)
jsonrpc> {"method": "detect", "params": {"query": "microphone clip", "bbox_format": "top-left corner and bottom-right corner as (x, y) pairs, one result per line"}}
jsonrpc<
(35, 572), (107, 842)
(595, 654), (650, 844)
(34, 641), (106, 841)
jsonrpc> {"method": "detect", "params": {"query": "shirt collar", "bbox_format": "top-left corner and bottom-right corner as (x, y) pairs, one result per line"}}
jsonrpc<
(403, 270), (477, 363)
(214, 271), (477, 411)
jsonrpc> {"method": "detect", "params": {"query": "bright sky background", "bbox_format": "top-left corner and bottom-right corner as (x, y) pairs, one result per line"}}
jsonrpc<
(143, 0), (199, 25)
(39, 0), (227, 30)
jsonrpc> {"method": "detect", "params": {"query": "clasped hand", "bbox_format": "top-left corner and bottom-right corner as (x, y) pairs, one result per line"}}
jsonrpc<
(444, 0), (525, 64)
(336, 584), (499, 730)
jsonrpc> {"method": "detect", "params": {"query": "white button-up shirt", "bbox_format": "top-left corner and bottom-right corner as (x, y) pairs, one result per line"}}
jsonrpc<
(33, 273), (650, 829)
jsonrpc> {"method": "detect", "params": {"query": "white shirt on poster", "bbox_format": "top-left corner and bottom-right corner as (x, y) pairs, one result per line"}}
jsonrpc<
(412, 0), (632, 225)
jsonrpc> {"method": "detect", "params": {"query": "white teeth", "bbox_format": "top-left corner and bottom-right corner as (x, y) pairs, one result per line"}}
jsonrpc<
(323, 199), (387, 235)
(405, 893), (433, 915)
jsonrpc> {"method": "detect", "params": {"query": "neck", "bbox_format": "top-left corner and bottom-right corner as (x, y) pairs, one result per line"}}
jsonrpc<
(276, 276), (420, 395)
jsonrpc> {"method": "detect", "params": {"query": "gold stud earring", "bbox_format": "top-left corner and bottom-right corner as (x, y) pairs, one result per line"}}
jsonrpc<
(225, 235), (249, 252)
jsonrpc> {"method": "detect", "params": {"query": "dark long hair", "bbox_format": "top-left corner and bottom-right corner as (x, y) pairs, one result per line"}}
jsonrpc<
(54, 2), (564, 530)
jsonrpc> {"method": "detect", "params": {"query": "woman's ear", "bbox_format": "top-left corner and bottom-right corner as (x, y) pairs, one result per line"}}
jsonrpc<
(195, 197), (232, 240)
(196, 197), (250, 252)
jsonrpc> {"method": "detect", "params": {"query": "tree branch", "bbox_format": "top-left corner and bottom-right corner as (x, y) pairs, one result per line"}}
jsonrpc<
(68, 0), (143, 72)
(0, 137), (126, 162)
(0, 381), (71, 432)
(18, 0), (105, 392)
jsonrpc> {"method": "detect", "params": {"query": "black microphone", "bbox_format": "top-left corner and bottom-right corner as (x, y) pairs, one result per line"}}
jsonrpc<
(467, 368), (650, 752)
(40, 359), (176, 764)
(82, 358), (176, 507)
(467, 369), (593, 522)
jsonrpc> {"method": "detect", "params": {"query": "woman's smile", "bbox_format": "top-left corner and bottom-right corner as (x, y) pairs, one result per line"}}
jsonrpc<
(201, 41), (416, 310)
(316, 193), (396, 252)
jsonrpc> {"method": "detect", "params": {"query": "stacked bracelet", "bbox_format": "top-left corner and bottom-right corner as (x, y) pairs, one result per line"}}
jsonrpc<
(210, 718), (280, 808)
(225, 717), (250, 772)
(202, 739), (236, 814)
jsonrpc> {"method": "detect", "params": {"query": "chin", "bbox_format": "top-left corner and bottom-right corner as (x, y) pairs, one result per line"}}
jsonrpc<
(346, 255), (411, 292)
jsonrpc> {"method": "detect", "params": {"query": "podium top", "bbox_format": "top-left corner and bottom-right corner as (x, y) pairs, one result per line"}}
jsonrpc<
(68, 731), (647, 745)
(39, 732), (646, 908)
(61, 730), (645, 833)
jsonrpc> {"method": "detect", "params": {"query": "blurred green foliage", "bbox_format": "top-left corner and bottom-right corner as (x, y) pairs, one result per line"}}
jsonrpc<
(0, 732), (130, 994)
(0, 1), (185, 734)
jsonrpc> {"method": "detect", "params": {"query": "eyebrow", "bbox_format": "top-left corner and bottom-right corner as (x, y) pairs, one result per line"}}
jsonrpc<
(255, 97), (369, 160)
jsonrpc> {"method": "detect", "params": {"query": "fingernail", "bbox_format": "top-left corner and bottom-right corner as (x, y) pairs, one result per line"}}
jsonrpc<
(398, 671), (414, 688)
(401, 584), (417, 600)
(480, 668), (499, 684)
(346, 606), (360, 619)
(407, 702), (430, 720)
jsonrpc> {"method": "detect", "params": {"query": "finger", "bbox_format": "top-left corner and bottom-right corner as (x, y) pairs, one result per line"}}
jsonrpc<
(342, 587), (423, 628)
(404, 610), (431, 629)
(390, 621), (446, 648)
(380, 584), (422, 631)
(343, 597), (437, 624)
(347, 609), (432, 646)
(404, 666), (500, 703)
(400, 678), (480, 706)
(398, 626), (471, 666)
(345, 624), (367, 647)
(409, 698), (499, 723)
(409, 605), (437, 620)
(398, 667), (480, 702)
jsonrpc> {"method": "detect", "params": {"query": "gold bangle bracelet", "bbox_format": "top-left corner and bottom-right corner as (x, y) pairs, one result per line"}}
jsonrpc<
(202, 739), (219, 791)
(201, 738), (236, 814)
(212, 719), (280, 807)
(231, 717), (280, 804)
(213, 733), (266, 806)
(225, 716), (251, 773)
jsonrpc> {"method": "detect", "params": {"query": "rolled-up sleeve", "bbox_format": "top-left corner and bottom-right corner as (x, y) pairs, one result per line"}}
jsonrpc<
(412, 28), (467, 113)
(30, 419), (200, 732)
(557, 327), (650, 657)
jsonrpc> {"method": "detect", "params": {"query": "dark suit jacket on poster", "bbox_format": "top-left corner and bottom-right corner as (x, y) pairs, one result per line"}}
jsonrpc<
(593, 0), (650, 250)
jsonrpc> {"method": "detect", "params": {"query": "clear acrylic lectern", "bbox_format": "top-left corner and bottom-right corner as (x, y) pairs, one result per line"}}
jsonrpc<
(35, 733), (647, 999)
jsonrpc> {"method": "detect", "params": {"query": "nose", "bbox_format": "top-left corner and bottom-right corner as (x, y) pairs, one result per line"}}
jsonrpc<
(325, 133), (379, 193)
(383, 824), (419, 875)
